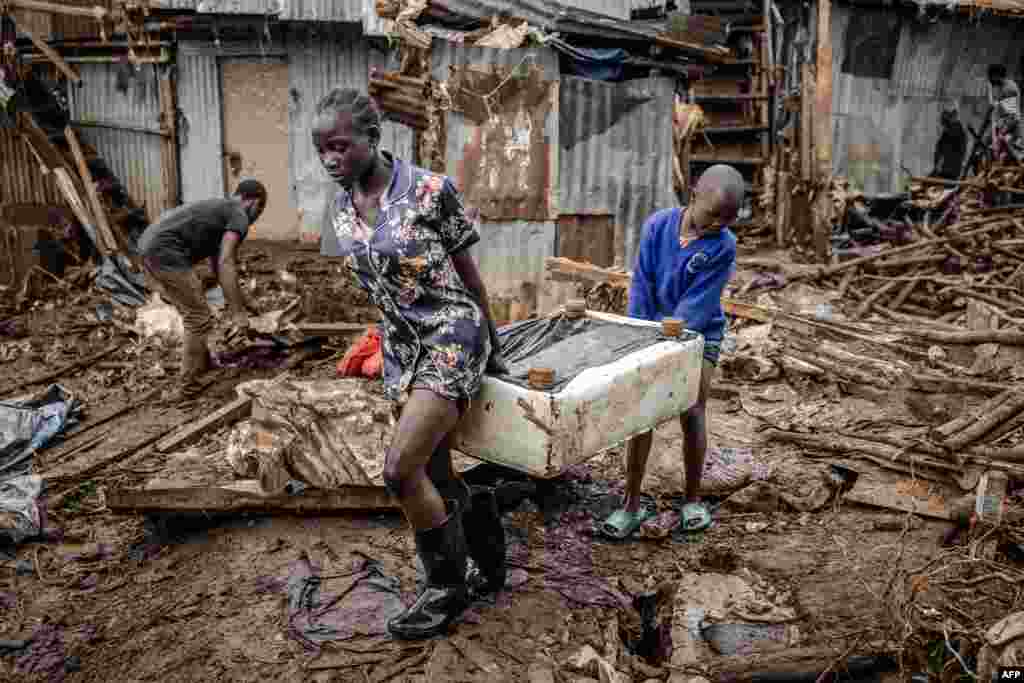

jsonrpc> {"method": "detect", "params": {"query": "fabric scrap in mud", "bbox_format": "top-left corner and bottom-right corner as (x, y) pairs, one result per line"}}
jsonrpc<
(285, 553), (405, 650)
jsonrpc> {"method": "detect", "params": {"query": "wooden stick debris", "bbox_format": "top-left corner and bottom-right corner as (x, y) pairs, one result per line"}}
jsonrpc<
(944, 391), (1024, 451)
(3, 343), (121, 396)
(65, 126), (120, 255)
(155, 396), (252, 453)
(817, 220), (1011, 278)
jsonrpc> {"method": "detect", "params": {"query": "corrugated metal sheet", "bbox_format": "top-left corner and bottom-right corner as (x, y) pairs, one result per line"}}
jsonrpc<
(474, 220), (556, 315)
(0, 129), (64, 207)
(287, 25), (413, 242)
(433, 39), (560, 220)
(429, 0), (688, 45)
(67, 63), (163, 133)
(430, 39), (559, 308)
(831, 3), (1024, 193)
(71, 126), (168, 221)
(177, 42), (225, 204)
(559, 75), (675, 268)
(363, 0), (394, 36)
(185, 0), (364, 21)
(559, 0), (630, 20)
(66, 62), (170, 221)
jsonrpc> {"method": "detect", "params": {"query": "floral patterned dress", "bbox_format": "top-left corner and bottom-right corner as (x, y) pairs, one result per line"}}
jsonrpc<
(320, 153), (491, 404)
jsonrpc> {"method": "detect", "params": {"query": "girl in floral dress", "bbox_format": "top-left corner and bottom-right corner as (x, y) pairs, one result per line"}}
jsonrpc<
(312, 89), (507, 640)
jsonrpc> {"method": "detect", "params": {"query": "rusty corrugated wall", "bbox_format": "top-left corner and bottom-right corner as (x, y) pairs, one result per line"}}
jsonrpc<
(67, 62), (173, 221)
(429, 39), (560, 313)
(831, 2), (1024, 193)
(0, 129), (64, 206)
(431, 39), (560, 222)
(559, 75), (675, 268)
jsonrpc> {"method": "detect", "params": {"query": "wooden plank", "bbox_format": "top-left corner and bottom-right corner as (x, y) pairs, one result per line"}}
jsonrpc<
(544, 256), (632, 288)
(158, 71), (179, 214)
(842, 476), (954, 521)
(65, 126), (119, 255)
(20, 26), (80, 83)
(800, 62), (813, 182)
(18, 111), (69, 172)
(155, 396), (252, 453)
(295, 322), (372, 336)
(107, 480), (398, 514)
(8, 0), (107, 18)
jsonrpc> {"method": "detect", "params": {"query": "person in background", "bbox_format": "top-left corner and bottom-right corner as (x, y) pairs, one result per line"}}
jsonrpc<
(312, 88), (508, 640)
(931, 103), (967, 180)
(987, 64), (1021, 161)
(601, 164), (741, 540)
(137, 180), (266, 402)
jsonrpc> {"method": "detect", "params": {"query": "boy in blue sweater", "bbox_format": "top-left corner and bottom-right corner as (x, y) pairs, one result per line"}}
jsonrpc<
(602, 164), (742, 539)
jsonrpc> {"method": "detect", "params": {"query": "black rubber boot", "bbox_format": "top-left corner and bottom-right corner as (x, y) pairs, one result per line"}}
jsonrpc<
(426, 445), (506, 593)
(387, 500), (469, 640)
(463, 486), (507, 594)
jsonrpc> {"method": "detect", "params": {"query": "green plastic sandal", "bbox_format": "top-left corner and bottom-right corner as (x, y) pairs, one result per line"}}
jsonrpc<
(680, 502), (713, 533)
(600, 506), (656, 540)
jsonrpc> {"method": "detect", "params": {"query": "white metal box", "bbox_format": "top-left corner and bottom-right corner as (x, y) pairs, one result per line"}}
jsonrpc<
(453, 310), (705, 478)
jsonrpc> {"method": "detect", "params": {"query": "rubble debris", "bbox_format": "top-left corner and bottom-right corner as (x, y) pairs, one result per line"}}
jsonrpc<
(0, 475), (43, 545)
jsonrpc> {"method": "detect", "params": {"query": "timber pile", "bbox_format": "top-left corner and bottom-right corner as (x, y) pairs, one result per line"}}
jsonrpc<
(801, 203), (1024, 326)
(368, 71), (429, 130)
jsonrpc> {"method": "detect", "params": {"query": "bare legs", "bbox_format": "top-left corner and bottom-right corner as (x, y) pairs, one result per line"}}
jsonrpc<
(623, 359), (715, 510)
(383, 388), (460, 529)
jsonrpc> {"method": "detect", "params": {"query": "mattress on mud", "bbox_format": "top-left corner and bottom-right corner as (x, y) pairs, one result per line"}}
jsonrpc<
(453, 310), (704, 478)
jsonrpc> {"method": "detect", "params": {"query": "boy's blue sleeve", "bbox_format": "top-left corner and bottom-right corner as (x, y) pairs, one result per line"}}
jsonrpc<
(627, 216), (659, 320)
(673, 244), (736, 332)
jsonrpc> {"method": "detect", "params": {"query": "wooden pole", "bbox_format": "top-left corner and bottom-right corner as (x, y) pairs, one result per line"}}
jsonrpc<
(7, 0), (107, 19)
(65, 126), (119, 254)
(813, 0), (833, 262)
(19, 27), (80, 84)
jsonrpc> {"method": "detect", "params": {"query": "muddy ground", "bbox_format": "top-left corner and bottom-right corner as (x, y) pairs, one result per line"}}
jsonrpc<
(0, 241), (982, 683)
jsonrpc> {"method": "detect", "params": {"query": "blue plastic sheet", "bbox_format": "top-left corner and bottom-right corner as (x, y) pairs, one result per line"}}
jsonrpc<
(0, 384), (82, 480)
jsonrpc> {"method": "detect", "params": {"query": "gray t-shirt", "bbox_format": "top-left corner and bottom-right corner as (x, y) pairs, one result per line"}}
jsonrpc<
(138, 198), (251, 271)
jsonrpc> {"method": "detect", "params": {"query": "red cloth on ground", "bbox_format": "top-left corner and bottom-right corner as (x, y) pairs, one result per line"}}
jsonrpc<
(337, 327), (382, 378)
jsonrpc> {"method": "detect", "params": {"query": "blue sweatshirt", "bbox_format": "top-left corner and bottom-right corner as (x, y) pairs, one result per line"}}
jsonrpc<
(627, 207), (737, 342)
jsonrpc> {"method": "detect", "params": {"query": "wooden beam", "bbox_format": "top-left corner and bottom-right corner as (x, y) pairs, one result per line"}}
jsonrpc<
(800, 62), (813, 183)
(295, 322), (372, 336)
(106, 480), (399, 514)
(65, 125), (119, 255)
(20, 27), (80, 83)
(7, 0), (108, 19)
(813, 0), (833, 262)
(155, 396), (252, 453)
(17, 111), (67, 171)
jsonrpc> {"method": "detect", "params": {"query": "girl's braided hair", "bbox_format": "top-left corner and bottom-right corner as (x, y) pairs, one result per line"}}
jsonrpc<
(315, 88), (381, 142)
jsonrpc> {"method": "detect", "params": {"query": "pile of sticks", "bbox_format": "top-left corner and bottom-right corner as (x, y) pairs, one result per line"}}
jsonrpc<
(804, 206), (1024, 326)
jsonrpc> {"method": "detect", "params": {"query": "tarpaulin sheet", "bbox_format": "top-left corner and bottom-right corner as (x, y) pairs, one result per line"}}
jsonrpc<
(0, 385), (81, 480)
(496, 314), (694, 392)
(95, 255), (147, 307)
